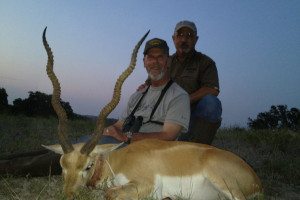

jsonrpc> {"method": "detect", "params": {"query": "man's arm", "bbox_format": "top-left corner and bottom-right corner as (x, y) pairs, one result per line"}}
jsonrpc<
(190, 86), (219, 104)
(131, 122), (183, 142)
(104, 120), (183, 142)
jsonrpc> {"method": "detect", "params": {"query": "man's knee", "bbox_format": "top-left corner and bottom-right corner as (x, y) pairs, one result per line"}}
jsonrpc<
(193, 95), (222, 122)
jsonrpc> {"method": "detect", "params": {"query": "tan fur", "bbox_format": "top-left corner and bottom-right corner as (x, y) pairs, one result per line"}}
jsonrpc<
(45, 140), (263, 199)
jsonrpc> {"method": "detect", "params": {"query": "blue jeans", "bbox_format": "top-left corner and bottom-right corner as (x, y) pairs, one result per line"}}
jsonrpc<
(178, 95), (222, 141)
(192, 94), (222, 123)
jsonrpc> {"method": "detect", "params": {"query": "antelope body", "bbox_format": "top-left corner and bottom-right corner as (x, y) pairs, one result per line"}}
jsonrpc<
(45, 139), (262, 200)
(42, 28), (263, 199)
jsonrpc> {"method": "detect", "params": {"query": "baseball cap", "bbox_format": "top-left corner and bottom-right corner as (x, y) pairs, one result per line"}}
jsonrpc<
(174, 20), (197, 35)
(143, 38), (169, 55)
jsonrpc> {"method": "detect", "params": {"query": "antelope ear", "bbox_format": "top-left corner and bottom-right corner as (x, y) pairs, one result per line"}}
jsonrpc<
(42, 144), (64, 155)
(91, 143), (124, 156)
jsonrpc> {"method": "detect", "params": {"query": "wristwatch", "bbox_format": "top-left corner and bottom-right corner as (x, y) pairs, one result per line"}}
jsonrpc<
(125, 131), (133, 144)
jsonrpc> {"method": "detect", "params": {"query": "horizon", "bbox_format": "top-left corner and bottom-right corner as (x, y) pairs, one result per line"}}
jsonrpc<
(1, 88), (298, 128)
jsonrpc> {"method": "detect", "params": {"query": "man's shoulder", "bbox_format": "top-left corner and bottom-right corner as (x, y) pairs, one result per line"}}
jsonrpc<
(194, 51), (215, 64)
(169, 82), (189, 96)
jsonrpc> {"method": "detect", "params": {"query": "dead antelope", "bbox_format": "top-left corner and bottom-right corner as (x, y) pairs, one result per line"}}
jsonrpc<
(42, 28), (263, 200)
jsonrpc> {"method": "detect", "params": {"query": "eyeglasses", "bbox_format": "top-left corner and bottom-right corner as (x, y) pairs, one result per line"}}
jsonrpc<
(175, 32), (195, 39)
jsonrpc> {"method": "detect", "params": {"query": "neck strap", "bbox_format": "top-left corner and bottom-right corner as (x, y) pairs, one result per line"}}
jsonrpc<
(129, 80), (173, 125)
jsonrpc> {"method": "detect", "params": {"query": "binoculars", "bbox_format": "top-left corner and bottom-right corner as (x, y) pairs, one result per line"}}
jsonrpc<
(122, 115), (143, 134)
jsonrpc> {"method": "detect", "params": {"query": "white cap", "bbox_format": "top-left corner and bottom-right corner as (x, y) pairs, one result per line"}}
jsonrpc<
(174, 20), (197, 35)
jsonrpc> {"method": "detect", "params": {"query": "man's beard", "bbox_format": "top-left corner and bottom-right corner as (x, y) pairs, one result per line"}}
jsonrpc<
(147, 67), (165, 81)
(180, 43), (191, 54)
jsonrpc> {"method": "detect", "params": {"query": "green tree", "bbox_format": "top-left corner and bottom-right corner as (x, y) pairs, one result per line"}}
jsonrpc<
(248, 105), (300, 131)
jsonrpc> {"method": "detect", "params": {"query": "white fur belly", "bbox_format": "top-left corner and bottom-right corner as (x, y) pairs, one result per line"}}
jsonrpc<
(153, 174), (224, 200)
(109, 173), (130, 187)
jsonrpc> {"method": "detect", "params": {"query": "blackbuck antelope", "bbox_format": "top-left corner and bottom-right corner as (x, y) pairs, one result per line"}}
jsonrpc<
(42, 27), (263, 200)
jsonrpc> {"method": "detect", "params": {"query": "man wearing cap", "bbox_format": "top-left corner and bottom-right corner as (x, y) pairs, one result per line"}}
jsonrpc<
(102, 38), (190, 144)
(170, 20), (222, 144)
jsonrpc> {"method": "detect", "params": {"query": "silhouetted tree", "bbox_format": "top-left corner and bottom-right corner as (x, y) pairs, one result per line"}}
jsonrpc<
(0, 88), (9, 112)
(248, 105), (300, 131)
(12, 91), (75, 118)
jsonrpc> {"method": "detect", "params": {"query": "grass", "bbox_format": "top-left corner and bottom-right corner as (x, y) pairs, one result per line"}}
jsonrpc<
(0, 175), (106, 200)
(213, 128), (300, 200)
(0, 114), (95, 156)
(0, 114), (299, 199)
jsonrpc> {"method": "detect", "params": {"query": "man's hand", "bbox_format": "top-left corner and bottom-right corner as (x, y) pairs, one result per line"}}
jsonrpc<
(190, 86), (219, 103)
(137, 83), (149, 92)
(103, 122), (128, 142)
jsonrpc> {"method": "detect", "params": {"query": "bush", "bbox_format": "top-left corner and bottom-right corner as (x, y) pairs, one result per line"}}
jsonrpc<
(248, 105), (300, 131)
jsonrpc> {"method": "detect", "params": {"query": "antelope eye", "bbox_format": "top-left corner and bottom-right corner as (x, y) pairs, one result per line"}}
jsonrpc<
(85, 163), (94, 171)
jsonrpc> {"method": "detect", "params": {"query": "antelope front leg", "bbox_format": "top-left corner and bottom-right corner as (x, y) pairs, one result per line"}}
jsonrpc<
(105, 182), (139, 200)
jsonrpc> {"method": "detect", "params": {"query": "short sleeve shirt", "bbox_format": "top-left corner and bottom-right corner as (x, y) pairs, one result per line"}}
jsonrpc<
(121, 82), (190, 133)
(168, 51), (219, 95)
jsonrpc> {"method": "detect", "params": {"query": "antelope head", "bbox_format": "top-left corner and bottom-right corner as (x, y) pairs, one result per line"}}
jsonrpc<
(42, 27), (149, 199)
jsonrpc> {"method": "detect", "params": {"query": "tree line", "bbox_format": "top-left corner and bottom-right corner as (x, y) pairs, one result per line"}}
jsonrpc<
(1, 87), (299, 131)
(0, 88), (85, 119)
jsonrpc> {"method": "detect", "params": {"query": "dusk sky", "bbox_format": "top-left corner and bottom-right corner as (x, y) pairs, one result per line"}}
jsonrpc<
(1, 0), (299, 127)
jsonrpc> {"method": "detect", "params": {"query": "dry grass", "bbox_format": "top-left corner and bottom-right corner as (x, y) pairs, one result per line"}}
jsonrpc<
(0, 114), (299, 199)
(0, 114), (95, 156)
(213, 128), (300, 200)
(0, 175), (107, 200)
